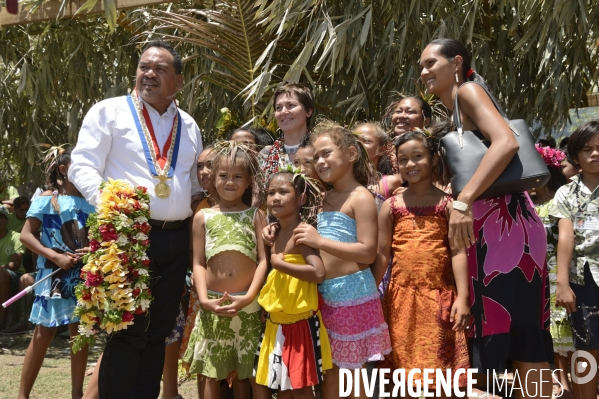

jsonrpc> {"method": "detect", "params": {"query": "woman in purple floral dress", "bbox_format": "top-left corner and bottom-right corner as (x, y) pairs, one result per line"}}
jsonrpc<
(420, 38), (552, 395)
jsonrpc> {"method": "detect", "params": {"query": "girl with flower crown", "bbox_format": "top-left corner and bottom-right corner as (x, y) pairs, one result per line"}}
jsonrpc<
(17, 147), (95, 399)
(255, 167), (332, 397)
(529, 143), (571, 398)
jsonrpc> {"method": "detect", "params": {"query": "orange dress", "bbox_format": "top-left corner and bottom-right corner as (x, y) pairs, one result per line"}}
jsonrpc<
(382, 196), (469, 386)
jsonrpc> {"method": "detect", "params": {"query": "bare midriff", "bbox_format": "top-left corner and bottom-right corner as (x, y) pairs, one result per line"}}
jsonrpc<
(205, 251), (257, 293)
(320, 251), (369, 280)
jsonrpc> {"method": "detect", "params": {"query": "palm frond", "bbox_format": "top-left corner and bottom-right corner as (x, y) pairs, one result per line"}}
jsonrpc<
(144, 0), (269, 120)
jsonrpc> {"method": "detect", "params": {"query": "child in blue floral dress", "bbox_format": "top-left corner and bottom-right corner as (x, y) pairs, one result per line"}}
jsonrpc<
(17, 148), (95, 399)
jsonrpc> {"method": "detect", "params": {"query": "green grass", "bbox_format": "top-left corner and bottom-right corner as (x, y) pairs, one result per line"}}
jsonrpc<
(0, 332), (201, 399)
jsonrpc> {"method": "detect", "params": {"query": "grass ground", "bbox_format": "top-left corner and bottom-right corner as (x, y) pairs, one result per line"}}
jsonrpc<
(0, 331), (568, 399)
(0, 331), (200, 399)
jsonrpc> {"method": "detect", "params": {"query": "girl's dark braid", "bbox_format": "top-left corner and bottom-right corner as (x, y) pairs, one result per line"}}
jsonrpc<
(46, 148), (72, 212)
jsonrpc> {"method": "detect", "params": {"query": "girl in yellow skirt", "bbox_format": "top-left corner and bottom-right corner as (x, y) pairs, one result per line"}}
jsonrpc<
(255, 168), (332, 398)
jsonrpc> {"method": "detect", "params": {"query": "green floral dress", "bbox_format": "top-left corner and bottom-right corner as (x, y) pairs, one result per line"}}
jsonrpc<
(536, 201), (575, 356)
(182, 207), (264, 380)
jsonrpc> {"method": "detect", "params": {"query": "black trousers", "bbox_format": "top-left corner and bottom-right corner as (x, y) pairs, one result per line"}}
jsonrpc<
(98, 225), (189, 399)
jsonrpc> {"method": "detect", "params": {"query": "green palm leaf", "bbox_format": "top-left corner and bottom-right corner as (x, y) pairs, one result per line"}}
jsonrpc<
(146, 0), (269, 120)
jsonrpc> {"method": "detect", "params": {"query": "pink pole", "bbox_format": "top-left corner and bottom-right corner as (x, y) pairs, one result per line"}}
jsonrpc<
(2, 287), (32, 308)
(2, 268), (62, 308)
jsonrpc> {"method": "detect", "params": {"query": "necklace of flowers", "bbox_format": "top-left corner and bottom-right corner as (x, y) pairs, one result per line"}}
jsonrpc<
(72, 179), (152, 353)
(263, 129), (310, 181)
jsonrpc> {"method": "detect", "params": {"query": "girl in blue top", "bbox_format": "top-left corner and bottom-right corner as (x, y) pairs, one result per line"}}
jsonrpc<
(18, 148), (95, 399)
(293, 122), (392, 399)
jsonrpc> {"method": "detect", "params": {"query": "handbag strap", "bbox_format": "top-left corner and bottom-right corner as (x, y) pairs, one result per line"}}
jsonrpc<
(452, 82), (518, 148)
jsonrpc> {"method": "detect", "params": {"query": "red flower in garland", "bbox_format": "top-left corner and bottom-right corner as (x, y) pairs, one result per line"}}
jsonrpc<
(122, 311), (134, 322)
(139, 223), (151, 234)
(85, 273), (104, 287)
(99, 224), (118, 241)
(89, 239), (101, 252)
(82, 291), (92, 301)
(119, 253), (130, 265)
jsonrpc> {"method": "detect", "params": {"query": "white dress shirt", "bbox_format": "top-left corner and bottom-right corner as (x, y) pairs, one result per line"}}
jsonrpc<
(69, 94), (203, 221)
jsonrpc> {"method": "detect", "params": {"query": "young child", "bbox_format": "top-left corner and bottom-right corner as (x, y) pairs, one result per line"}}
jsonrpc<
(228, 127), (273, 151)
(195, 145), (216, 211)
(262, 136), (325, 248)
(552, 120), (599, 399)
(530, 143), (571, 399)
(292, 135), (319, 181)
(559, 138), (581, 181)
(182, 141), (270, 399)
(354, 122), (403, 302)
(18, 148), (94, 399)
(292, 123), (391, 399)
(354, 122), (402, 206)
(373, 131), (470, 391)
(255, 169), (332, 398)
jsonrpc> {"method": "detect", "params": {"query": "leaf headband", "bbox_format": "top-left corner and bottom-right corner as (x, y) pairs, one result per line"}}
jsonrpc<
(275, 164), (324, 224)
(36, 143), (70, 174)
(211, 140), (264, 205)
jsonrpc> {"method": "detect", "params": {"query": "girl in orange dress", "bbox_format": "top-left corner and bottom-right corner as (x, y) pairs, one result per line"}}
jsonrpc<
(373, 131), (470, 390)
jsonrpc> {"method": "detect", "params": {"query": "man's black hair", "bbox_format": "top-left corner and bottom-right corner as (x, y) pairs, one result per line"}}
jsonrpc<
(141, 41), (182, 75)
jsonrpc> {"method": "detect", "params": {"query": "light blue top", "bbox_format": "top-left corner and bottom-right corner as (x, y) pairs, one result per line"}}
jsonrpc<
(317, 211), (357, 243)
(27, 195), (95, 299)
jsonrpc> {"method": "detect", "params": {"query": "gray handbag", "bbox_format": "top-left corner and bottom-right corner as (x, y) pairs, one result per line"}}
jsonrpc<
(440, 82), (550, 200)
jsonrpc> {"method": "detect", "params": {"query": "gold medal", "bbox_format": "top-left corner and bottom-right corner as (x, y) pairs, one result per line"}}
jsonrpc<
(155, 176), (171, 198)
(130, 92), (179, 200)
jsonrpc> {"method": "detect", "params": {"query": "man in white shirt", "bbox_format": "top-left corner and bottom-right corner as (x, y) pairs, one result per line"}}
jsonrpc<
(70, 41), (202, 399)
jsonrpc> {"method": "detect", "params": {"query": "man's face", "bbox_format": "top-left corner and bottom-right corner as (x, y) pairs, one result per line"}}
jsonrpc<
(0, 216), (7, 230)
(14, 203), (29, 220)
(135, 47), (183, 107)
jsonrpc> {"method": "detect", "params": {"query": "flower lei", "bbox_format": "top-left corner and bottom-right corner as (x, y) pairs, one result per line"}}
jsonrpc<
(262, 130), (311, 182)
(72, 179), (152, 353)
(535, 144), (566, 169)
(263, 138), (285, 179)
